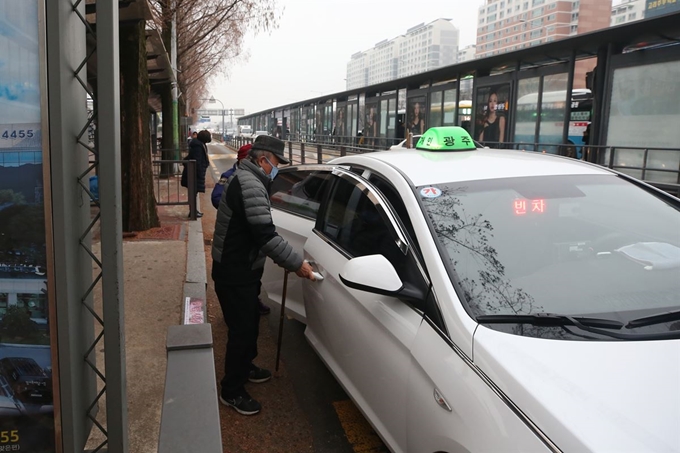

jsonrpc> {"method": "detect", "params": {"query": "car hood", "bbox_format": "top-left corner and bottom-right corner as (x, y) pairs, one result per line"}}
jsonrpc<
(473, 326), (680, 452)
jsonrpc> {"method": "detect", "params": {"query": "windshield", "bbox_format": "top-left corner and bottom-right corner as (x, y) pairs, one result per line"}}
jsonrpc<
(420, 174), (680, 336)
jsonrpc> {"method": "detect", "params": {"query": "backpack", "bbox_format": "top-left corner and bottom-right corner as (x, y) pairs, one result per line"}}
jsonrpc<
(211, 164), (237, 209)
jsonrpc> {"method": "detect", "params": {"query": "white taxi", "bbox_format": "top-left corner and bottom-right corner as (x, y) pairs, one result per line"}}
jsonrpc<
(263, 126), (680, 453)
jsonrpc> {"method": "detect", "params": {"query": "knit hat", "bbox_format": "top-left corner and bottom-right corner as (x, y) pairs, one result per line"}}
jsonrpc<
(251, 135), (289, 164)
(237, 144), (252, 160)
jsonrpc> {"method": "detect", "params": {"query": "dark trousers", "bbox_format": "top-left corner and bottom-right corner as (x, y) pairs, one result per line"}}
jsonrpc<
(215, 277), (261, 397)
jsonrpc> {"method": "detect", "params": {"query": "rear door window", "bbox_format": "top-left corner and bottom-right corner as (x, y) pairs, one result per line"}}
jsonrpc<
(270, 168), (332, 219)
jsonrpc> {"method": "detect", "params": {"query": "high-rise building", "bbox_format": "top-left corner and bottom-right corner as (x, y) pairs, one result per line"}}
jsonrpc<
(611, 0), (645, 26)
(476, 0), (612, 59)
(346, 19), (459, 90)
(457, 44), (477, 62)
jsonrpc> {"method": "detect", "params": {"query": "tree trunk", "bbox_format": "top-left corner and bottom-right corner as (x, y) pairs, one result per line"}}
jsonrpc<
(120, 20), (160, 232)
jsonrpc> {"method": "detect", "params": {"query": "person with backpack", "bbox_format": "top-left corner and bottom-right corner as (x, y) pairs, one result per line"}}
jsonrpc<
(211, 144), (251, 209)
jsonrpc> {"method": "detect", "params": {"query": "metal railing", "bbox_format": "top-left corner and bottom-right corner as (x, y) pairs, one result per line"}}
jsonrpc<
(152, 159), (198, 220)
(226, 135), (680, 198)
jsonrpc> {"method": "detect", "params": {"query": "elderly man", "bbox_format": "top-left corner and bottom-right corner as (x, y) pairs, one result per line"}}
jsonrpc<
(212, 135), (315, 415)
(211, 143), (272, 315)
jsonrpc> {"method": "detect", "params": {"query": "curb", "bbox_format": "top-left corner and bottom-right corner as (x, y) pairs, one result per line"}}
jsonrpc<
(182, 142), (236, 325)
(181, 196), (208, 325)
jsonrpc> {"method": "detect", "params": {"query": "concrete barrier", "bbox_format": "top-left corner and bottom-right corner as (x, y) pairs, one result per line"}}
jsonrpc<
(158, 323), (222, 453)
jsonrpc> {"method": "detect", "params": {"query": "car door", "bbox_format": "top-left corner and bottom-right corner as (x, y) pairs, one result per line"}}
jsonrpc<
(261, 165), (335, 323)
(301, 168), (431, 453)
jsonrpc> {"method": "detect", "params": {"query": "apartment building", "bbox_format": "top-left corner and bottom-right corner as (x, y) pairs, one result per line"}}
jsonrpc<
(346, 19), (459, 90)
(611, 0), (645, 25)
(476, 0), (612, 58)
(458, 44), (477, 62)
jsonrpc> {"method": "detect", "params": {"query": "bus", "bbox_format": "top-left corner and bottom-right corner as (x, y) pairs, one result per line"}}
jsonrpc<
(515, 88), (592, 156)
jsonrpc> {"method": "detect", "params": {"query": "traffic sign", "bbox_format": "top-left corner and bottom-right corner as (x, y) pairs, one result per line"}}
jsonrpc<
(196, 108), (245, 116)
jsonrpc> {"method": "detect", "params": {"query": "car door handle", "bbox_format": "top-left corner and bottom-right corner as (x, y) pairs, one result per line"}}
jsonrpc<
(306, 261), (324, 282)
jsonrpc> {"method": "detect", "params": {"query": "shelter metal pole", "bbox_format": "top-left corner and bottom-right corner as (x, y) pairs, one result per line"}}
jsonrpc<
(98, 0), (129, 451)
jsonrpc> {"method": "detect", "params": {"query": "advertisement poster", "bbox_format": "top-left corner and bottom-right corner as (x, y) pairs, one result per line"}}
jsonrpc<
(0, 1), (55, 451)
(364, 102), (378, 139)
(475, 84), (510, 147)
(334, 105), (347, 142)
(406, 96), (427, 135)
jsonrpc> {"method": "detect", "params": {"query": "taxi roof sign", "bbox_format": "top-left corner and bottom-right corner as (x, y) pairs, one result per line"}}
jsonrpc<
(415, 126), (476, 152)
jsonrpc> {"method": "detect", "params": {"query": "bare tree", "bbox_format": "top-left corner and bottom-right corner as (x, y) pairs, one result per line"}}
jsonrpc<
(151, 0), (280, 125)
(116, 0), (277, 232)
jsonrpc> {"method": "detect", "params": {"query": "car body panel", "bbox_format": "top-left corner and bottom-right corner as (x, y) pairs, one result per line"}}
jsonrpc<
(302, 231), (421, 451)
(261, 209), (312, 323)
(264, 145), (679, 452)
(351, 158), (479, 359)
(474, 326), (680, 452)
(406, 319), (552, 453)
(330, 148), (610, 187)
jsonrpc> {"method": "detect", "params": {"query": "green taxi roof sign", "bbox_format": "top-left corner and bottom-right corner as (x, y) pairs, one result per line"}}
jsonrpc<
(415, 126), (476, 152)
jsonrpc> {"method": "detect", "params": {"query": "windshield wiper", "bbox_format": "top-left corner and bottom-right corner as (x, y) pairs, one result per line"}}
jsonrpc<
(626, 309), (680, 328)
(477, 313), (680, 341)
(476, 313), (624, 329)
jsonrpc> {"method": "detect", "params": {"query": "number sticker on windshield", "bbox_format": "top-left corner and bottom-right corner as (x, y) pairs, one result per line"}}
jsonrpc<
(420, 187), (442, 198)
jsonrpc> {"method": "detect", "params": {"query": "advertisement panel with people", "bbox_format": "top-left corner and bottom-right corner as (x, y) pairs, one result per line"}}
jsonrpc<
(475, 84), (510, 147)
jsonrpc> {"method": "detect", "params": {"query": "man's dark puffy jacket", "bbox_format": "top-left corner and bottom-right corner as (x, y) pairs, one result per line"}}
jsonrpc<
(211, 159), (303, 285)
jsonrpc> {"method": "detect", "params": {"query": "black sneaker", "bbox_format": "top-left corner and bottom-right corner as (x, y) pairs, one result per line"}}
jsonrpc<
(219, 392), (261, 415)
(258, 298), (271, 315)
(249, 366), (272, 383)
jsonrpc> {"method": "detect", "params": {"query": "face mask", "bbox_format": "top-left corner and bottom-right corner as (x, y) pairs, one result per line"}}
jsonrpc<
(264, 157), (279, 180)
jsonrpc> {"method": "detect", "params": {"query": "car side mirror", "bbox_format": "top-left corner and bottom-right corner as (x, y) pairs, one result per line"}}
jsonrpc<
(339, 254), (403, 295)
(340, 254), (427, 304)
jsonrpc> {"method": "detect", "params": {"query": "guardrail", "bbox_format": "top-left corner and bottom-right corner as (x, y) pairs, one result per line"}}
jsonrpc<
(152, 159), (198, 220)
(226, 136), (680, 198)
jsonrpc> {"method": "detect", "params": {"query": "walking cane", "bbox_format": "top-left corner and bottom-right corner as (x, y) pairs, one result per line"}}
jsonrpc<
(275, 269), (289, 373)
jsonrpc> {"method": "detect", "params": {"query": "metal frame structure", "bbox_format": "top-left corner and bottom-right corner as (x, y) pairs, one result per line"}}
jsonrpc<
(46, 0), (128, 451)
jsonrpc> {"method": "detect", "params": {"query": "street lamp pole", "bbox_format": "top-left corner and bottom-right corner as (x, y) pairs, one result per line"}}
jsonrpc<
(207, 96), (225, 138)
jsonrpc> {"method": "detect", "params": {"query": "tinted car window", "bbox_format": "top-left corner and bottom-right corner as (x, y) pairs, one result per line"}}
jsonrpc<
(270, 170), (330, 219)
(368, 175), (418, 249)
(320, 177), (406, 269)
(420, 174), (680, 333)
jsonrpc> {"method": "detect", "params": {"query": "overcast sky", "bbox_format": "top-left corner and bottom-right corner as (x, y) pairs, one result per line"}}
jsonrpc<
(207, 0), (484, 116)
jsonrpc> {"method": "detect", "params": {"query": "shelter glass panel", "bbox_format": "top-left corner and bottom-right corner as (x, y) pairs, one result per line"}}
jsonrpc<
(606, 60), (680, 184)
(537, 72), (568, 153)
(380, 100), (388, 138)
(444, 89), (458, 127)
(349, 103), (358, 138)
(387, 98), (397, 141)
(324, 105), (333, 137)
(429, 91), (443, 127)
(516, 76), (540, 149)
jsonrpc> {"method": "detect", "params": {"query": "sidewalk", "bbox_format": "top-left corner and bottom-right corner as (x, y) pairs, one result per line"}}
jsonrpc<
(87, 202), (191, 452)
(111, 145), (325, 452)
